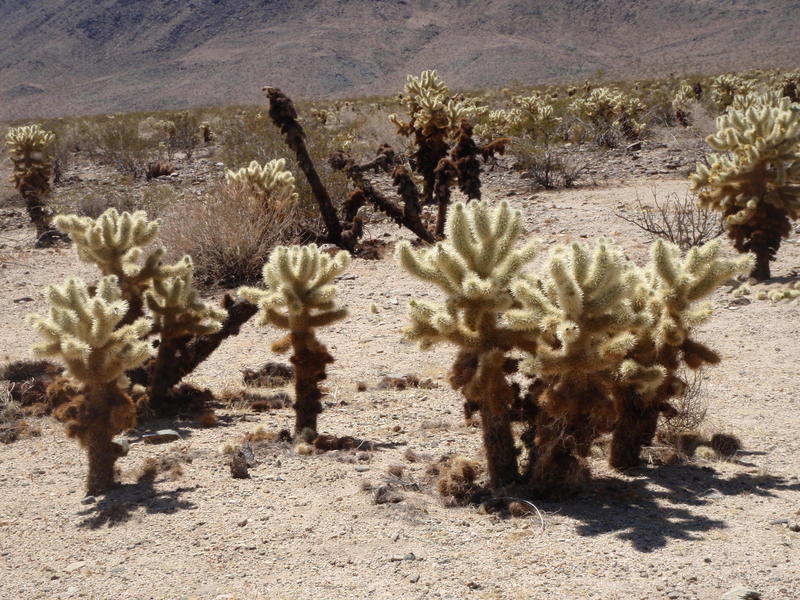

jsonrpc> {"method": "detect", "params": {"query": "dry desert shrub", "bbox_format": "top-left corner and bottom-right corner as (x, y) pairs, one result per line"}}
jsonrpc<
(160, 181), (313, 287)
(0, 381), (40, 444)
(616, 190), (723, 250)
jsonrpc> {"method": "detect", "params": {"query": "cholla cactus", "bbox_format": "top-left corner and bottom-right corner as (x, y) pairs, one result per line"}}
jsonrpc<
(689, 93), (800, 279)
(389, 70), (467, 203)
(224, 158), (299, 206)
(397, 200), (540, 488)
(508, 240), (649, 490)
(145, 265), (227, 410)
(672, 80), (696, 126)
(608, 240), (753, 468)
(509, 95), (562, 141)
(4, 124), (59, 245)
(54, 208), (187, 321)
(571, 87), (645, 145)
(27, 276), (152, 494)
(710, 74), (755, 111)
(239, 244), (350, 435)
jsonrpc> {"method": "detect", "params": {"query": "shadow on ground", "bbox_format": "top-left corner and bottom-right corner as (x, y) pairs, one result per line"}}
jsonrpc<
(549, 463), (800, 552)
(77, 472), (197, 529)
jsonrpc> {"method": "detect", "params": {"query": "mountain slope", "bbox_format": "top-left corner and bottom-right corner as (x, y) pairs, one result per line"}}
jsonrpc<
(1, 0), (798, 119)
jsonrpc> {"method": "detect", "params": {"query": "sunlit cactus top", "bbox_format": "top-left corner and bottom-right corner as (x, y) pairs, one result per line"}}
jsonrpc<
(689, 93), (800, 226)
(224, 158), (299, 205)
(27, 276), (152, 386)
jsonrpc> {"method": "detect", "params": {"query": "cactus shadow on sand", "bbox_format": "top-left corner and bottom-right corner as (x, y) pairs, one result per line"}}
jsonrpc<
(546, 463), (800, 552)
(76, 480), (198, 529)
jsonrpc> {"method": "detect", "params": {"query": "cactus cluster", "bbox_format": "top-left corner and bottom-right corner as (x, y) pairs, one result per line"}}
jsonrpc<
(389, 70), (468, 203)
(399, 200), (752, 494)
(571, 87), (646, 143)
(239, 244), (350, 435)
(4, 124), (60, 245)
(224, 158), (299, 206)
(475, 95), (561, 141)
(710, 74), (755, 111)
(689, 92), (800, 279)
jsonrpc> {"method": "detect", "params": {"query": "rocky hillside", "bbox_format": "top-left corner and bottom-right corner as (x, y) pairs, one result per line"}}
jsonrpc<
(2, 0), (798, 119)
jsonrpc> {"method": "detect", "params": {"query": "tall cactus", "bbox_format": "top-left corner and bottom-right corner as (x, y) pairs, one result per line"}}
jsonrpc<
(397, 200), (539, 488)
(689, 93), (800, 279)
(239, 244), (350, 435)
(4, 124), (60, 246)
(27, 277), (152, 494)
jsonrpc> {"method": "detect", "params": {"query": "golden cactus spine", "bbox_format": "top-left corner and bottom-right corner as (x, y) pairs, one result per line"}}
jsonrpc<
(239, 244), (350, 435)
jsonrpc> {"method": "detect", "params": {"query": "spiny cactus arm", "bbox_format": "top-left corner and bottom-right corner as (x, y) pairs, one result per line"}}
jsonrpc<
(145, 268), (226, 338)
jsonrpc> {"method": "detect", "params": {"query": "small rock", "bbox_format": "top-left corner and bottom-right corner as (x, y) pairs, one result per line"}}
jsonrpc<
(64, 561), (85, 573)
(667, 592), (681, 599)
(626, 141), (643, 152)
(373, 486), (403, 505)
(403, 552), (416, 561)
(354, 465), (370, 472)
(142, 429), (181, 444)
(788, 521), (800, 532)
(409, 574), (420, 583)
(112, 438), (130, 456)
(12, 296), (33, 303)
(721, 586), (761, 600)
(238, 518), (248, 527)
(81, 496), (96, 505)
(770, 518), (789, 525)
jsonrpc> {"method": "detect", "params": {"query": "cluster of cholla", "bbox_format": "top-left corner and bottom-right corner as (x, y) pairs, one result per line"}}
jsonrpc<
(398, 200), (752, 493)
(474, 94), (561, 141)
(28, 208), (227, 494)
(710, 74), (756, 111)
(389, 70), (466, 138)
(690, 91), (800, 280)
(570, 87), (646, 140)
(224, 158), (299, 207)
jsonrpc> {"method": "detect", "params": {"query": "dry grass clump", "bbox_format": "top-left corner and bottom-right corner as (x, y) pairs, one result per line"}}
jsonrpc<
(159, 181), (313, 287)
(241, 362), (294, 387)
(0, 382), (40, 444)
(430, 456), (488, 506)
(134, 447), (194, 483)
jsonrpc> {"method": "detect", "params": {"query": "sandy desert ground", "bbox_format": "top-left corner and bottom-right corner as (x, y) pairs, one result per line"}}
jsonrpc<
(1, 158), (799, 600)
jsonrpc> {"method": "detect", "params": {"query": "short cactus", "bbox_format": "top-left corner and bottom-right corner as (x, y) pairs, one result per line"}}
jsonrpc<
(27, 276), (152, 494)
(389, 70), (467, 203)
(689, 92), (800, 279)
(239, 244), (350, 435)
(397, 200), (540, 488)
(224, 158), (299, 206)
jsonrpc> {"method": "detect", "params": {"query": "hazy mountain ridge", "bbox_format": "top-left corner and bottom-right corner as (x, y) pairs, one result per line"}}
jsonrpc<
(1, 0), (798, 119)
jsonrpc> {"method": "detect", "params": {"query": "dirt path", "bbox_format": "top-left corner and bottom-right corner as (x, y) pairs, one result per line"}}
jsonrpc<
(1, 174), (799, 600)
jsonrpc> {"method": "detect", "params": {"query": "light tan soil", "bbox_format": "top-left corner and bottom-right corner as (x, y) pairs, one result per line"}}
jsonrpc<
(1, 168), (799, 600)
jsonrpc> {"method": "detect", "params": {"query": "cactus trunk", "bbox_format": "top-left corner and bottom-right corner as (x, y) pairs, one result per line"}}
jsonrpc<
(477, 387), (518, 489)
(289, 327), (333, 436)
(609, 388), (660, 469)
(83, 385), (127, 495)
